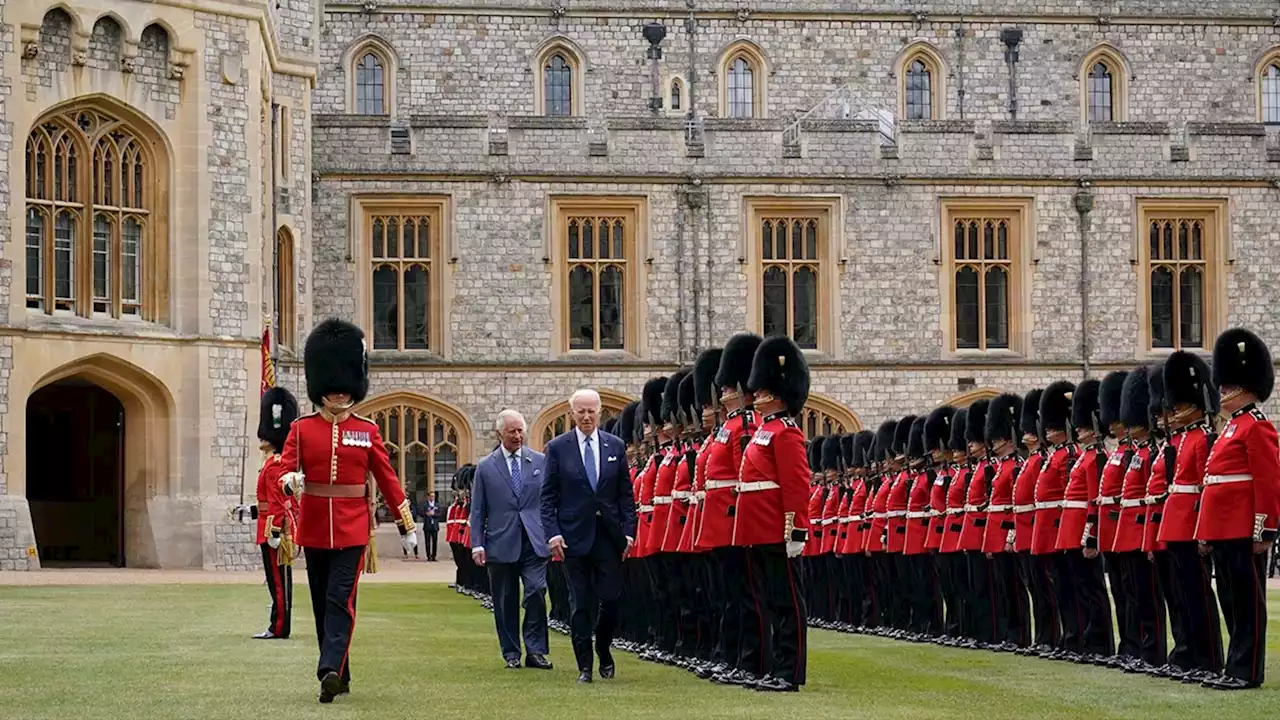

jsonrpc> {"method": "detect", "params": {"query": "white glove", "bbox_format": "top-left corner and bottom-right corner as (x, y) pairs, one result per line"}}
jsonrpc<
(267, 534), (281, 549)
(786, 540), (805, 558)
(280, 472), (305, 496)
(401, 531), (418, 554)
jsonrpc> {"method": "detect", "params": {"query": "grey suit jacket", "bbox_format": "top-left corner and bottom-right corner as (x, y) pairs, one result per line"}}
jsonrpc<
(471, 446), (549, 564)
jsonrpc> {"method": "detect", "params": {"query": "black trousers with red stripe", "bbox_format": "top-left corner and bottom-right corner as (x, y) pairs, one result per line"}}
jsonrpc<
(714, 546), (748, 669)
(304, 545), (365, 683)
(1062, 550), (1114, 657)
(1107, 551), (1140, 660)
(1023, 553), (1060, 648)
(993, 551), (1030, 646)
(964, 551), (996, 643)
(742, 544), (807, 685)
(1212, 539), (1267, 684)
(1118, 551), (1168, 667)
(260, 543), (292, 638)
(1166, 541), (1224, 672)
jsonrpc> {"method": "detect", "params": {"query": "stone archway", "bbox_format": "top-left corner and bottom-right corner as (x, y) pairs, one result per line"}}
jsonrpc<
(28, 354), (174, 568)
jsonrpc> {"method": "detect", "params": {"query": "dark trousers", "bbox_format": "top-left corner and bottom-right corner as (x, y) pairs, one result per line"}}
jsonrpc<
(743, 545), (807, 685)
(993, 552), (1029, 646)
(965, 551), (996, 643)
(304, 546), (365, 683)
(564, 535), (624, 673)
(260, 543), (292, 638)
(671, 554), (698, 659)
(487, 533), (550, 661)
(450, 542), (467, 587)
(548, 560), (570, 625)
(1119, 551), (1168, 666)
(1047, 552), (1082, 651)
(424, 528), (439, 561)
(1212, 539), (1267, 684)
(714, 547), (747, 669)
(1063, 550), (1115, 656)
(939, 553), (964, 637)
(691, 554), (715, 660)
(1166, 541), (1224, 672)
(1023, 553), (1060, 648)
(860, 553), (880, 628)
(873, 553), (900, 629)
(841, 555), (865, 627)
(905, 553), (941, 635)
(1107, 552), (1139, 660)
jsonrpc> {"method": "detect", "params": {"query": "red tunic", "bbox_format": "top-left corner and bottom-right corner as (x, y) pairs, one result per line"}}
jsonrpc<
(255, 454), (293, 544)
(634, 452), (660, 559)
(834, 488), (854, 555)
(819, 485), (842, 555)
(1012, 451), (1043, 552)
(460, 502), (472, 547)
(1142, 441), (1172, 554)
(444, 502), (460, 544)
(982, 455), (1019, 554)
(732, 413), (812, 547)
(856, 481), (876, 553)
(649, 445), (679, 555)
(697, 411), (757, 550)
(1111, 443), (1153, 553)
(925, 468), (950, 552)
(904, 470), (933, 556)
(866, 478), (892, 553)
(679, 435), (714, 553)
(1032, 446), (1073, 556)
(1197, 406), (1280, 542)
(1057, 445), (1104, 551)
(1158, 424), (1211, 544)
(661, 441), (694, 553)
(281, 412), (412, 550)
(844, 479), (868, 554)
(885, 471), (911, 554)
(803, 485), (825, 557)
(958, 460), (991, 552)
(941, 466), (969, 554)
(1096, 442), (1131, 553)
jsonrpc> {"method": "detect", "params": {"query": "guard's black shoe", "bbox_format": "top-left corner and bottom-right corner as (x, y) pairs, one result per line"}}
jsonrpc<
(599, 664), (616, 680)
(252, 630), (283, 640)
(318, 671), (343, 704)
(525, 654), (553, 670)
(755, 676), (800, 692)
(504, 658), (521, 669)
(577, 671), (593, 684)
(1203, 675), (1259, 690)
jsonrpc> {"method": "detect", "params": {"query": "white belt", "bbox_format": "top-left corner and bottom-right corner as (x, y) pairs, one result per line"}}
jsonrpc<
(1013, 504), (1036, 513)
(639, 505), (655, 513)
(737, 481), (780, 493)
(852, 515), (864, 522)
(694, 491), (706, 502)
(838, 517), (853, 524)
(1063, 500), (1089, 509)
(886, 510), (907, 519)
(705, 480), (738, 490)
(819, 518), (835, 526)
(672, 491), (693, 500)
(1205, 474), (1252, 486)
(871, 512), (886, 520)
(929, 510), (944, 518)
(945, 508), (963, 516)
(987, 504), (1013, 513)
(445, 519), (466, 525)
(1096, 496), (1119, 506)
(1168, 484), (1203, 494)
(963, 504), (985, 513)
(907, 511), (931, 519)
(1142, 496), (1163, 506)
(1119, 498), (1143, 508)
(1035, 501), (1064, 510)
(652, 496), (673, 505)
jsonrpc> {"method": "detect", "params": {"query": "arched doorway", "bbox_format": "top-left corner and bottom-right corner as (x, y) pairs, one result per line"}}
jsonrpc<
(26, 378), (125, 566)
(530, 388), (635, 450)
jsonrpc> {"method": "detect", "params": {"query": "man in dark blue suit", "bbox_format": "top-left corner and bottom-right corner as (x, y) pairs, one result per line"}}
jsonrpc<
(471, 409), (552, 671)
(540, 388), (637, 683)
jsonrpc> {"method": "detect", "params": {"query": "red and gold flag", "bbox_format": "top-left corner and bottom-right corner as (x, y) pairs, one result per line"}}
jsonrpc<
(260, 323), (276, 395)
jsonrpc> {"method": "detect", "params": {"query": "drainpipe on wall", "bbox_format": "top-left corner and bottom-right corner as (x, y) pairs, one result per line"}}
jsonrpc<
(686, 0), (698, 127)
(684, 179), (706, 351)
(1000, 27), (1023, 121)
(675, 191), (688, 364)
(955, 21), (967, 120)
(1074, 182), (1095, 380)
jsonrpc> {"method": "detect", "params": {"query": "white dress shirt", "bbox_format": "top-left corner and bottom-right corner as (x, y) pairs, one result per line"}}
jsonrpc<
(574, 427), (601, 481)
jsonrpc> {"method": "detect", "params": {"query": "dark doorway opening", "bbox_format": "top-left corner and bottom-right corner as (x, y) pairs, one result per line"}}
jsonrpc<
(27, 379), (125, 567)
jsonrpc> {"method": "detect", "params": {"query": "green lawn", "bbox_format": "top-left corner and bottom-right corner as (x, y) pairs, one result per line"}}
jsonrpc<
(0, 583), (1277, 719)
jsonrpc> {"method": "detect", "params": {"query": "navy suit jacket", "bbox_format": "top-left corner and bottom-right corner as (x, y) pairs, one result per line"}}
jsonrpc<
(539, 429), (636, 558)
(471, 446), (549, 564)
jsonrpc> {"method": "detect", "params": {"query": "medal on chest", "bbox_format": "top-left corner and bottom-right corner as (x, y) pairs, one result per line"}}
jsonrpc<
(1128, 454), (1143, 471)
(341, 429), (372, 447)
(715, 427), (731, 444)
(752, 430), (773, 446)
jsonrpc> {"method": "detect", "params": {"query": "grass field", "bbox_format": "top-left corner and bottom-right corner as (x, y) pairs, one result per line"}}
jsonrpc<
(1, 582), (1278, 719)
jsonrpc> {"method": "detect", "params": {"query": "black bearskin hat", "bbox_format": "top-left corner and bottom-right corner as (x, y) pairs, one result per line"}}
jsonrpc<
(631, 400), (647, 443)
(1021, 389), (1043, 441)
(715, 333), (763, 394)
(907, 416), (926, 459)
(258, 386), (299, 454)
(694, 348), (724, 411)
(451, 464), (475, 492)
(964, 399), (989, 446)
(821, 434), (842, 472)
(662, 369), (691, 424)
(808, 436), (826, 472)
(1213, 328), (1274, 403)
(873, 420), (897, 464)
(1099, 371), (1129, 431)
(1147, 363), (1167, 427)
(852, 430), (875, 469)
(1070, 379), (1102, 433)
(1120, 366), (1151, 429)
(678, 373), (697, 423)
(1039, 381), (1075, 435)
(642, 377), (668, 427)
(618, 400), (640, 447)
(924, 406), (956, 453)
(949, 409), (968, 453)
(985, 393), (1022, 445)
(747, 335), (810, 415)
(1163, 351), (1219, 414)
(602, 418), (617, 436)
(840, 433), (856, 468)
(893, 415), (918, 457)
(304, 318), (369, 406)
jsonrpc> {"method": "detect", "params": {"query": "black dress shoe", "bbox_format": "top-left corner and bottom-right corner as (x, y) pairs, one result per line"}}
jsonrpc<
(755, 676), (799, 692)
(600, 664), (616, 679)
(318, 671), (343, 704)
(504, 658), (522, 669)
(525, 654), (553, 670)
(253, 630), (283, 640)
(1203, 674), (1258, 690)
(577, 671), (593, 684)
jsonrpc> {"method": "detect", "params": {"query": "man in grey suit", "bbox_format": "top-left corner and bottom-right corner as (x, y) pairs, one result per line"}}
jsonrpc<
(471, 409), (553, 670)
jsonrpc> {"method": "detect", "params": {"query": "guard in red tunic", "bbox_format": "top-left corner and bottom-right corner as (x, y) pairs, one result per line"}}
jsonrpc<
(833, 433), (859, 630)
(1035, 381), (1077, 661)
(922, 407), (956, 642)
(845, 431), (875, 630)
(1158, 351), (1225, 682)
(1056, 379), (1115, 664)
(639, 376), (678, 663)
(1199, 328), (1280, 690)
(1095, 371), (1138, 668)
(1012, 389), (1057, 655)
(939, 409), (970, 645)
(684, 352), (720, 674)
(865, 421), (897, 635)
(983, 393), (1029, 650)
(816, 437), (844, 628)
(279, 318), (417, 704)
(884, 417), (915, 637)
(958, 400), (995, 648)
(802, 438), (827, 622)
(704, 334), (764, 686)
(233, 386), (300, 640)
(658, 372), (696, 665)
(615, 401), (646, 652)
(734, 335), (812, 692)
(1111, 366), (1168, 673)
(903, 416), (942, 640)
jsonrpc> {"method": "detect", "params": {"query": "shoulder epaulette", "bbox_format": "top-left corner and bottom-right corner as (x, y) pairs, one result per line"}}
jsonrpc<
(780, 416), (799, 428)
(1251, 408), (1269, 422)
(351, 413), (378, 425)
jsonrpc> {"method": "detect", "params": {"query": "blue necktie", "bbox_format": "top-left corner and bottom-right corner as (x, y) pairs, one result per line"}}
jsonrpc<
(509, 454), (523, 496)
(584, 437), (599, 491)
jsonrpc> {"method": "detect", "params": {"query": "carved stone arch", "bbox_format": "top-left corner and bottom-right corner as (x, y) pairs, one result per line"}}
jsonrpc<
(797, 392), (863, 440)
(532, 35), (589, 116)
(343, 35), (399, 115)
(941, 387), (1002, 409)
(715, 38), (770, 119)
(38, 3), (86, 37)
(355, 391), (476, 504)
(88, 10), (134, 43)
(530, 388), (635, 450)
(1253, 46), (1280, 123)
(1078, 43), (1131, 122)
(341, 33), (404, 70)
(894, 40), (948, 120)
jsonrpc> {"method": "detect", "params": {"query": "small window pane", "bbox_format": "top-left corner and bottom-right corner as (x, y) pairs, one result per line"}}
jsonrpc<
(1088, 62), (1113, 122)
(372, 218), (384, 258)
(670, 80), (682, 110)
(774, 220), (787, 259)
(568, 219), (580, 259)
(1149, 221), (1160, 259)
(1150, 267), (1174, 349)
(1264, 64), (1280, 124)
(599, 265), (624, 350)
(404, 265), (429, 350)
(373, 266), (398, 350)
(791, 220), (803, 260)
(762, 266), (787, 337)
(26, 209), (44, 303)
(92, 214), (111, 306)
(54, 212), (76, 305)
(123, 219), (141, 307)
(804, 220), (817, 260)
(1162, 221), (1174, 260)
(386, 217), (399, 258)
(598, 219), (610, 259)
(762, 220), (774, 260)
(1177, 221), (1189, 261)
(613, 218), (624, 260)
(356, 53), (386, 115)
(728, 57), (754, 118)
(983, 221), (995, 260)
(418, 218), (431, 259)
(955, 266), (979, 349)
(1179, 268), (1203, 348)
(403, 218), (417, 259)
(906, 59), (932, 120)
(793, 267), (818, 349)
(967, 221), (979, 260)
(544, 54), (573, 117)
(954, 221), (965, 260)
(984, 267), (1009, 349)
(996, 221), (1009, 259)
(581, 219), (594, 260)
(568, 265), (594, 350)
(1190, 221), (1203, 260)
